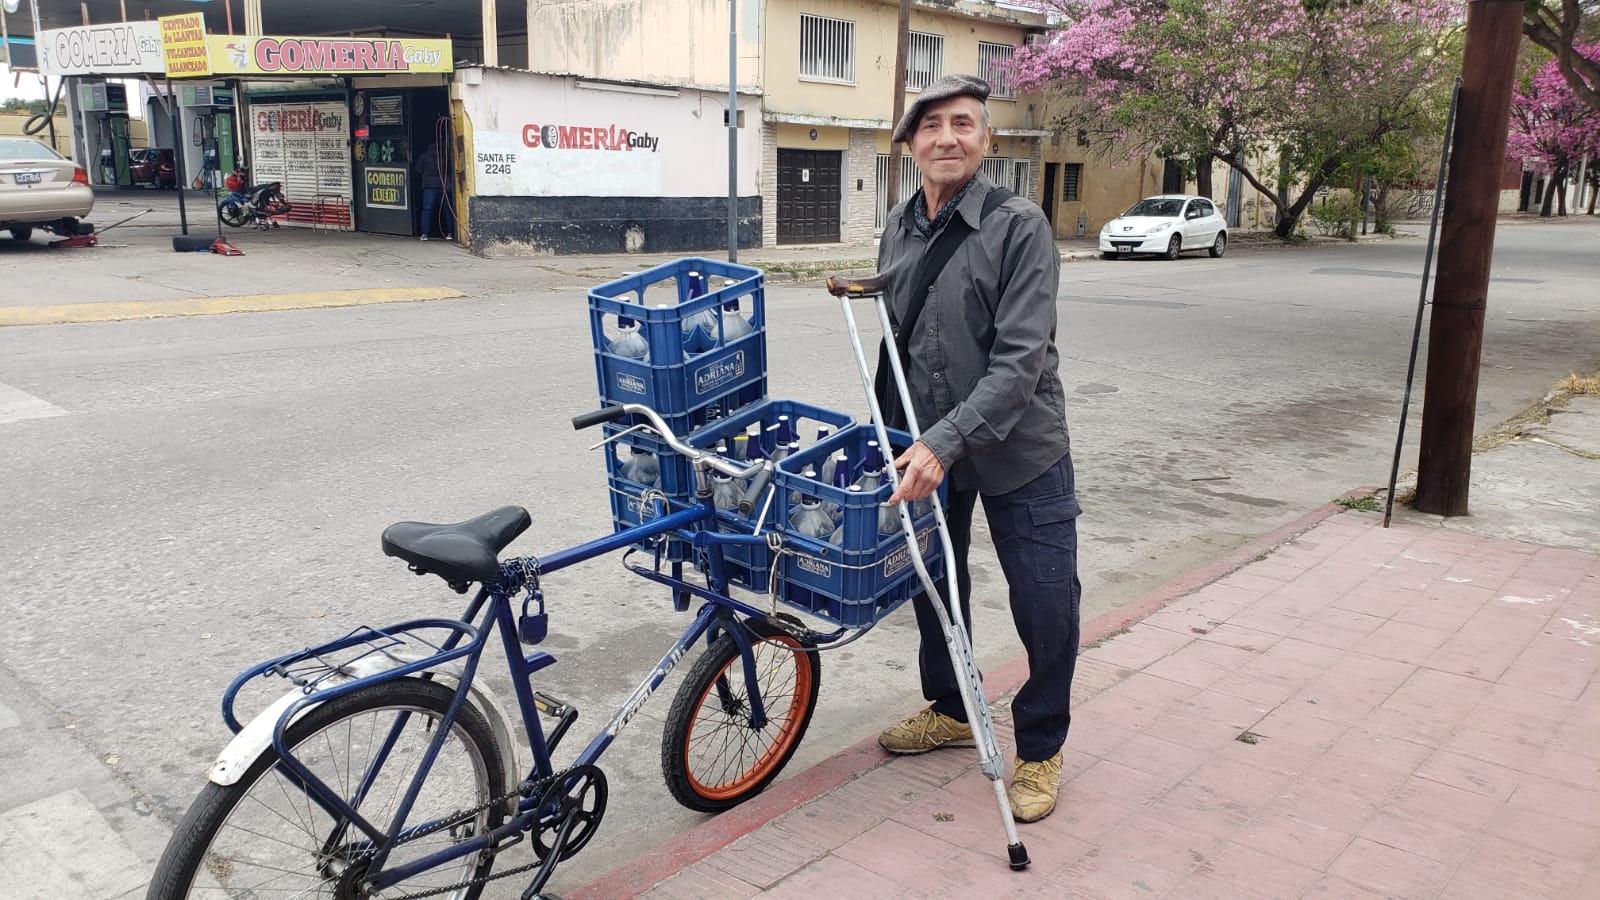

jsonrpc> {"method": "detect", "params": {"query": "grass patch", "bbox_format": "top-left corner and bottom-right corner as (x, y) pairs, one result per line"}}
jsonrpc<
(1082, 626), (1132, 651)
(1558, 373), (1600, 396)
(758, 260), (876, 279)
(1336, 494), (1382, 512)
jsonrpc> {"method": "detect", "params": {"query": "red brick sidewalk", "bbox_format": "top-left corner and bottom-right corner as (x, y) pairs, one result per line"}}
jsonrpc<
(573, 510), (1600, 899)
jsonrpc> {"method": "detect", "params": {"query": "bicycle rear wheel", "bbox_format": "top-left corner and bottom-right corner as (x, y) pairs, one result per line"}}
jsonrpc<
(147, 679), (507, 899)
(661, 618), (821, 812)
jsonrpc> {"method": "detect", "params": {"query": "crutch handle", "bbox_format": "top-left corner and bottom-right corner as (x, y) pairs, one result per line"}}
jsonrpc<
(825, 273), (889, 298)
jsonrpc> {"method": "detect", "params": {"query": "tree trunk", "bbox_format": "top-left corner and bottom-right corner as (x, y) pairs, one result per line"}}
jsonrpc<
(1195, 154), (1214, 199)
(1590, 182), (1598, 215)
(1540, 174), (1558, 216)
(1374, 181), (1392, 231)
(1555, 165), (1568, 216)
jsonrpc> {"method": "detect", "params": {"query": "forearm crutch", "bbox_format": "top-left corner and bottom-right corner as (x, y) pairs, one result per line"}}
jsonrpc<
(825, 274), (1029, 870)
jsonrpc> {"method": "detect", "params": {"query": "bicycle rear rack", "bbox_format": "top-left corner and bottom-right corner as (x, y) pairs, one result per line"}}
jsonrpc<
(221, 618), (479, 734)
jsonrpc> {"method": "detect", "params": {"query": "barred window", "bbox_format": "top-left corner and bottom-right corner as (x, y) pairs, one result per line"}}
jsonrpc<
(875, 154), (922, 229)
(980, 157), (1011, 187)
(906, 32), (944, 91)
(800, 15), (855, 84)
(1063, 163), (1082, 201)
(977, 41), (1017, 99)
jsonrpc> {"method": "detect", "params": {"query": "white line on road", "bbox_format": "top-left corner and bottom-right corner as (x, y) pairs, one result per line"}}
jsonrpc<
(0, 382), (68, 425)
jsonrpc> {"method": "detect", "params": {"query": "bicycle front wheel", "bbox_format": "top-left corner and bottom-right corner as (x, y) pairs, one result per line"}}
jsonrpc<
(661, 618), (821, 812)
(148, 679), (507, 899)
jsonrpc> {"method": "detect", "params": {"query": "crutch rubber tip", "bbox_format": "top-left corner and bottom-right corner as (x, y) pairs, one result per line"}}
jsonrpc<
(1008, 842), (1030, 870)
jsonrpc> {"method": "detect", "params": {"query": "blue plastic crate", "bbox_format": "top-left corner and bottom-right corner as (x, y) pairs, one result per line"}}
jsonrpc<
(768, 424), (949, 626)
(682, 400), (857, 593)
(602, 423), (698, 562)
(590, 258), (767, 424)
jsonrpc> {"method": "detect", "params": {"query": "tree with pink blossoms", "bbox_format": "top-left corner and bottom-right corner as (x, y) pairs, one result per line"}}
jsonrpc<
(1507, 44), (1600, 216)
(1013, 0), (1460, 237)
(1523, 2), (1600, 116)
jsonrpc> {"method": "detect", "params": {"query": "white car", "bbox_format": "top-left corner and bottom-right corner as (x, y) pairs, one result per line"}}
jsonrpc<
(1099, 194), (1227, 260)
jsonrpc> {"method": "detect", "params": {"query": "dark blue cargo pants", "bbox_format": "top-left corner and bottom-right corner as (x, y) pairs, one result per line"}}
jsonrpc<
(911, 452), (1082, 763)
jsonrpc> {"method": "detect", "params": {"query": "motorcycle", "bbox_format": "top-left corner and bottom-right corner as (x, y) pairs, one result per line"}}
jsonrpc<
(218, 178), (292, 229)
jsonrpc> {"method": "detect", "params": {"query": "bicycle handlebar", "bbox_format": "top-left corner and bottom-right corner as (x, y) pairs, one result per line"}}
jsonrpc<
(572, 403), (774, 505)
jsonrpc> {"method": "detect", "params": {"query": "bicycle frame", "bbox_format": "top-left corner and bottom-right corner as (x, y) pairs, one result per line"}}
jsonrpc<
(216, 487), (792, 891)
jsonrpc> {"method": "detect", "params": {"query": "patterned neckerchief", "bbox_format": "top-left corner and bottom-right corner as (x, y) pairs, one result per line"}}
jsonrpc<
(911, 176), (978, 238)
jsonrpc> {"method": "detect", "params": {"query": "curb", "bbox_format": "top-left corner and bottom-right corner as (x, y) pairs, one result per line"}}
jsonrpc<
(568, 497), (1354, 899)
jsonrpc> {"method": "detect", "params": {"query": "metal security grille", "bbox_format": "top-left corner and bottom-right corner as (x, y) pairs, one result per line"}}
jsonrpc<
(1063, 162), (1082, 201)
(980, 157), (1011, 188)
(1012, 160), (1031, 197)
(800, 14), (855, 84)
(906, 32), (944, 91)
(978, 41), (1017, 98)
(875, 154), (922, 229)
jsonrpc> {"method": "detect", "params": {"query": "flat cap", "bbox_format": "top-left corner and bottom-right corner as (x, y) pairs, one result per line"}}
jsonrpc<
(891, 74), (991, 144)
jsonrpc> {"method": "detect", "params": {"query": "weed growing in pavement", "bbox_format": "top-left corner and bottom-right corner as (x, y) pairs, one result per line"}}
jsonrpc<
(1082, 626), (1132, 650)
(1336, 494), (1382, 512)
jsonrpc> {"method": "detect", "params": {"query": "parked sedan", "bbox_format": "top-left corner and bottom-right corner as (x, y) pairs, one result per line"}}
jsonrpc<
(0, 137), (95, 242)
(129, 147), (178, 189)
(1100, 194), (1228, 260)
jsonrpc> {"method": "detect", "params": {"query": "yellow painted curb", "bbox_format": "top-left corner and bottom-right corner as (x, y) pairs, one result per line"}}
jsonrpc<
(0, 287), (469, 327)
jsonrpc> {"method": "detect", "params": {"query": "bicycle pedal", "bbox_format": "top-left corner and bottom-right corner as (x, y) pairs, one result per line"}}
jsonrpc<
(532, 691), (574, 719)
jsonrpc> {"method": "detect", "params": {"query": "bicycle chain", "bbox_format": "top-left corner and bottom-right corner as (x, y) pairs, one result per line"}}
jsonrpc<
(348, 767), (573, 900)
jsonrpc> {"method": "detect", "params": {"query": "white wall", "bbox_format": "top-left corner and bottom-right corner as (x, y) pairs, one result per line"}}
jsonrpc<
(459, 67), (760, 198)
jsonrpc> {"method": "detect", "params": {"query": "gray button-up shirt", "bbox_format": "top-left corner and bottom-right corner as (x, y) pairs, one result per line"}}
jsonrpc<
(877, 174), (1072, 496)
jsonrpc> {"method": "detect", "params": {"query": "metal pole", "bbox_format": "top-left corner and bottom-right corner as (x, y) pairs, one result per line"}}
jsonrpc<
(885, 0), (912, 213)
(1385, 78), (1460, 528)
(169, 78), (190, 234)
(1413, 0), (1522, 517)
(727, 0), (738, 261)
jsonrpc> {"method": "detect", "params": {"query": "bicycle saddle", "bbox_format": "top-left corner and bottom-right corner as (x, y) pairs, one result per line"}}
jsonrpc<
(381, 506), (532, 585)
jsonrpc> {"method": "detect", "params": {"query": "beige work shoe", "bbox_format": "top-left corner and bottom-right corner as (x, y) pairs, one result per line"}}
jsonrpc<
(877, 707), (976, 755)
(1008, 753), (1063, 823)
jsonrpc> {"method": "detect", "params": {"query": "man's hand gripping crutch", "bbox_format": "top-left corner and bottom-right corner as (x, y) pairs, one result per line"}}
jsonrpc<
(824, 273), (1030, 871)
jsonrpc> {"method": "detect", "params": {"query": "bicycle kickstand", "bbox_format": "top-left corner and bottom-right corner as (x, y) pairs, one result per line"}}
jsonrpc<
(825, 275), (1029, 870)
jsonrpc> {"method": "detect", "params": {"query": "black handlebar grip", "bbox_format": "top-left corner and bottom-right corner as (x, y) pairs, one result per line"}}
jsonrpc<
(737, 463), (775, 516)
(572, 405), (629, 430)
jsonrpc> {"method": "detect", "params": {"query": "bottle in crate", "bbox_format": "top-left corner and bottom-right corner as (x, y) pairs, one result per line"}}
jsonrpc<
(721, 294), (753, 341)
(609, 315), (650, 361)
(711, 471), (742, 511)
(790, 492), (835, 540)
(620, 444), (660, 487)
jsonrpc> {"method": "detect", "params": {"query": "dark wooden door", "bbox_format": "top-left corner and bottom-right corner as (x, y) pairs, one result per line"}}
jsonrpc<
(1042, 163), (1058, 228)
(777, 149), (841, 244)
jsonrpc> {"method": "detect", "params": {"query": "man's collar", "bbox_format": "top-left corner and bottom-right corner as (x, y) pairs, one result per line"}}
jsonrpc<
(898, 173), (994, 234)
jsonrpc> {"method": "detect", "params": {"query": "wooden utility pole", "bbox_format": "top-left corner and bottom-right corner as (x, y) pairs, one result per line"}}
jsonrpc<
(885, 0), (912, 212)
(1413, 0), (1523, 516)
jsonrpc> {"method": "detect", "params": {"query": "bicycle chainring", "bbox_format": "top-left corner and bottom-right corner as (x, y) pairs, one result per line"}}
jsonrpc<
(531, 764), (608, 863)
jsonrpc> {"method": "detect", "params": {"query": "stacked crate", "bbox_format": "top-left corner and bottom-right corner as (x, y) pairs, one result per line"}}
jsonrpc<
(589, 258), (945, 628)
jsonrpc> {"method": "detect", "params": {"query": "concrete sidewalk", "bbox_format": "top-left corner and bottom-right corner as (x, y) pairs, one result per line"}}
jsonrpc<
(572, 392), (1600, 898)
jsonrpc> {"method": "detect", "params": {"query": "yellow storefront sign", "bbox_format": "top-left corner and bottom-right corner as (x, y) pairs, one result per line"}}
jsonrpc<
(206, 36), (453, 76)
(160, 13), (211, 77)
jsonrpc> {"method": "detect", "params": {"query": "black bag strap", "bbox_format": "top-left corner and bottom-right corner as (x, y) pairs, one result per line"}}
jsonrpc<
(875, 186), (1014, 429)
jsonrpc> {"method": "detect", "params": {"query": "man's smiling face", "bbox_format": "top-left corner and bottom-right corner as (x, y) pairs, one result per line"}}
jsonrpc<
(909, 95), (990, 197)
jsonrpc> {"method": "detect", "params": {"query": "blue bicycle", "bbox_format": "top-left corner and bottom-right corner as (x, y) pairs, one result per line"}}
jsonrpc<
(146, 403), (825, 900)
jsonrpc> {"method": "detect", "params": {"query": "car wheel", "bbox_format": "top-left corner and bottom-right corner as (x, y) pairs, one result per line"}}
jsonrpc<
(1209, 232), (1227, 258)
(1165, 234), (1183, 260)
(8, 226), (32, 241)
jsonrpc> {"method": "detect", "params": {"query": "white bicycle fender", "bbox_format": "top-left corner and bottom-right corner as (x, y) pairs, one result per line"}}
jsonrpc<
(206, 656), (522, 807)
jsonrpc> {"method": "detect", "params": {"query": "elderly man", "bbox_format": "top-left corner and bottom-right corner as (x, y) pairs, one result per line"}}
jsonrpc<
(873, 74), (1082, 823)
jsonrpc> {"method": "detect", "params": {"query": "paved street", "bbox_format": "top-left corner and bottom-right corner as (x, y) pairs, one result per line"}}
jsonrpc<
(0, 203), (1596, 895)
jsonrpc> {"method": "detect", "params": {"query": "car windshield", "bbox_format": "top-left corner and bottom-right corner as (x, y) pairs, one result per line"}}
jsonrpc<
(0, 138), (61, 161)
(1124, 198), (1184, 218)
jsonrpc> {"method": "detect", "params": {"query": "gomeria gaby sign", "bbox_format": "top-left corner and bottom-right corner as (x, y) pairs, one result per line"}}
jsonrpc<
(206, 36), (452, 75)
(38, 22), (165, 76)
